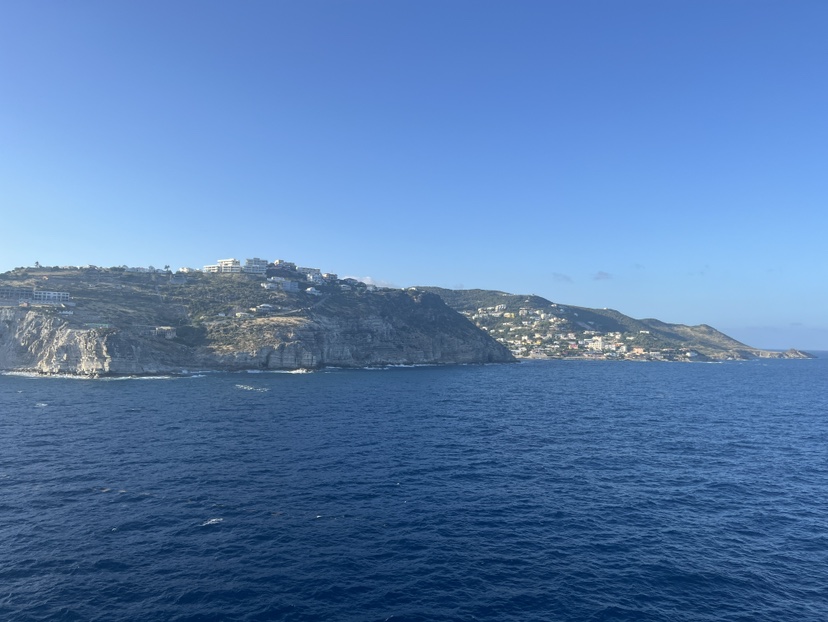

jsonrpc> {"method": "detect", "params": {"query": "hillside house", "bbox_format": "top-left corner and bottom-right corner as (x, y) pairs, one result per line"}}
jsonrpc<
(155, 326), (177, 339)
(296, 267), (322, 278)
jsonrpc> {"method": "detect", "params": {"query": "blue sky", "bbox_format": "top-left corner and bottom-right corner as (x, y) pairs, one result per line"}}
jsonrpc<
(2, 1), (826, 350)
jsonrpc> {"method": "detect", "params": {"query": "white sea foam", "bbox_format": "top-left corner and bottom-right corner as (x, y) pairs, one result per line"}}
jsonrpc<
(234, 384), (270, 392)
(258, 368), (313, 374)
(2, 370), (194, 381)
(3, 369), (309, 379)
(201, 518), (223, 526)
(250, 369), (313, 375)
(3, 371), (68, 379)
(103, 375), (177, 381)
(360, 364), (441, 372)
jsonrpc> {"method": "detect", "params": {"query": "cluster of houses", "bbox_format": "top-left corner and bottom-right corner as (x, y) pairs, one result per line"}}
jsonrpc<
(464, 304), (698, 361)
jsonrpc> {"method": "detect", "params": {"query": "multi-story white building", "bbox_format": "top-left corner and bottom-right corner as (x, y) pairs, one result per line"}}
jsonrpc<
(243, 258), (268, 275)
(587, 337), (605, 352)
(218, 258), (241, 273)
(0, 288), (70, 303)
(296, 266), (322, 277)
(204, 258), (242, 273)
(261, 278), (300, 292)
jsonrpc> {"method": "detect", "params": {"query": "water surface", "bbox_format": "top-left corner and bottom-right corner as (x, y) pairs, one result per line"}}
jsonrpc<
(1, 358), (826, 621)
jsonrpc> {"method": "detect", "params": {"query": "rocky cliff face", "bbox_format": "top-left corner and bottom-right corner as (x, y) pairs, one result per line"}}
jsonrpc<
(0, 308), (182, 375)
(0, 291), (515, 376)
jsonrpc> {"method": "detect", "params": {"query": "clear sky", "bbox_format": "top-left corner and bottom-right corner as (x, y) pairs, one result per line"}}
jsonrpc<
(2, 1), (826, 350)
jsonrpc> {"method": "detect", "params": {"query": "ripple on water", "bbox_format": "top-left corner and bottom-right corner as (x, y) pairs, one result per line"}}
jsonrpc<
(0, 360), (826, 621)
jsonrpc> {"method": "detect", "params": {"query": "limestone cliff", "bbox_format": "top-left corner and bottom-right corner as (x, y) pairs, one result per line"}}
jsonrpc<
(0, 285), (514, 376)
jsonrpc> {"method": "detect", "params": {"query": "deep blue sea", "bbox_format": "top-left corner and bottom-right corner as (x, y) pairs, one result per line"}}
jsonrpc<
(2, 357), (827, 622)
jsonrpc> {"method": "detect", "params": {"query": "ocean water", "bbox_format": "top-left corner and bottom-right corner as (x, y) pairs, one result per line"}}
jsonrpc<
(1, 357), (827, 622)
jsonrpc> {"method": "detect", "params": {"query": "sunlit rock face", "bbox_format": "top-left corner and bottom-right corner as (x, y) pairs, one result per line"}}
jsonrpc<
(0, 291), (515, 376)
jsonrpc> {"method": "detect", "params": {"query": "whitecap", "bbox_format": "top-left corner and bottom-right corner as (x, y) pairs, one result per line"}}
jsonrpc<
(2, 371), (179, 381)
(201, 518), (223, 526)
(103, 375), (176, 381)
(251, 368), (314, 375)
(234, 384), (269, 392)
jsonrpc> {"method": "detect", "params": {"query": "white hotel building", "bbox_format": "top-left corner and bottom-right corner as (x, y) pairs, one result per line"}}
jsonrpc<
(203, 257), (270, 275)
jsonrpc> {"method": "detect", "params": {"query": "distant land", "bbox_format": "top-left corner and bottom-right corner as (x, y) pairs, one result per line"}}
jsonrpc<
(0, 261), (812, 377)
(419, 287), (813, 362)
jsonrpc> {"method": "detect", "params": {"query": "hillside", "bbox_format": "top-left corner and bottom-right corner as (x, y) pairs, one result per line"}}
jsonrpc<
(419, 287), (811, 361)
(0, 268), (514, 376)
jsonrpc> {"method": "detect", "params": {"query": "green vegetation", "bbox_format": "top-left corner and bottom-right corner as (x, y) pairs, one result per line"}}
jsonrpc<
(0, 267), (805, 367)
(419, 286), (781, 361)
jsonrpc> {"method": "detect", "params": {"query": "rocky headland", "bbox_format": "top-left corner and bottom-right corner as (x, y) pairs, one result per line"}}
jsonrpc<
(0, 266), (813, 377)
(0, 268), (514, 376)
